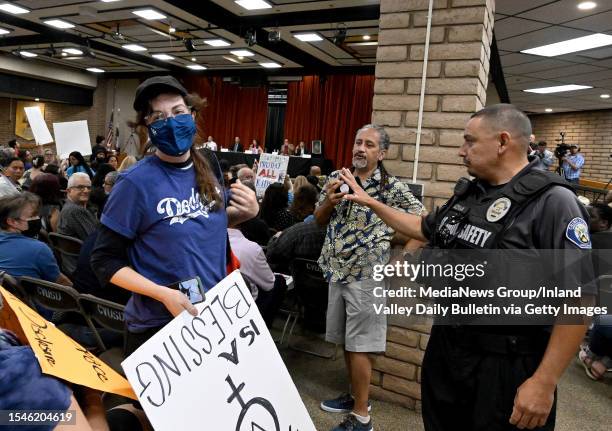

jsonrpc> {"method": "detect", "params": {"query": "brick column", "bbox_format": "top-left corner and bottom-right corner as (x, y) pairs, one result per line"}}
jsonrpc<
(370, 0), (495, 410)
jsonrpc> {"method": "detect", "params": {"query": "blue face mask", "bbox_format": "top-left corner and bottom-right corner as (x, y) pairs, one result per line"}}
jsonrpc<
(148, 113), (196, 156)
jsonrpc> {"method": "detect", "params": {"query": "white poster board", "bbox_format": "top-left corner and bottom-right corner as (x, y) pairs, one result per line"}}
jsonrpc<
(121, 271), (316, 431)
(52, 120), (92, 159)
(24, 106), (53, 145)
(255, 153), (289, 198)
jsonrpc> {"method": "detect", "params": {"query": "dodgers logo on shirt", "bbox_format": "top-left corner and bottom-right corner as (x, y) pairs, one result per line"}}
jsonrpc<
(157, 187), (213, 225)
(486, 197), (511, 222)
(565, 217), (592, 249)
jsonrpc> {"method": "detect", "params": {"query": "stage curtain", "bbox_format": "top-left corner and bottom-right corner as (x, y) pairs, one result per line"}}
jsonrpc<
(284, 74), (375, 168)
(183, 76), (268, 149)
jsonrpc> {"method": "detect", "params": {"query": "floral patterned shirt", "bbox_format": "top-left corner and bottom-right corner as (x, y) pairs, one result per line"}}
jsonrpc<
(318, 168), (425, 283)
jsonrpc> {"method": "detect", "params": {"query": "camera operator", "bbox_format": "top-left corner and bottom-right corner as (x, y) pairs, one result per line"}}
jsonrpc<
(562, 145), (584, 184)
(534, 141), (554, 171)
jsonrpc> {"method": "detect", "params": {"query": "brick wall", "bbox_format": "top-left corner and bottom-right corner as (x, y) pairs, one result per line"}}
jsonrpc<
(0, 78), (108, 154)
(530, 110), (612, 182)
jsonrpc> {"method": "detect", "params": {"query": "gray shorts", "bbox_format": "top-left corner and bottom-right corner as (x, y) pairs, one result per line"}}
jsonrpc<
(325, 278), (388, 352)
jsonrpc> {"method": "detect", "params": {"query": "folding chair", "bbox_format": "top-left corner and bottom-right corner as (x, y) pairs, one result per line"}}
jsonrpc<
(288, 258), (337, 359)
(19, 276), (103, 350)
(48, 232), (83, 277)
(0, 271), (30, 305)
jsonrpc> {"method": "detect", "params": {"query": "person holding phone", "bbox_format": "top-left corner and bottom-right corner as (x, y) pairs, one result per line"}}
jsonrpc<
(91, 76), (259, 354)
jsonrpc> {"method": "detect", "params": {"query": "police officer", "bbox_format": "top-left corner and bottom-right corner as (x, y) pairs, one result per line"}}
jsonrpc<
(339, 104), (593, 430)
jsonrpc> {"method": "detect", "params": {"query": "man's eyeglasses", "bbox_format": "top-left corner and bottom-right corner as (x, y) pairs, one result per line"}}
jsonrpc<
(70, 185), (91, 191)
(144, 106), (192, 125)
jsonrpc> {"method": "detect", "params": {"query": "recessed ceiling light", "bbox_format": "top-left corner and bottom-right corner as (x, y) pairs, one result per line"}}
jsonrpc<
(521, 33), (612, 57)
(363, 35), (371, 40)
(168, 27), (176, 33)
(152, 53), (174, 60)
(44, 19), (75, 29)
(0, 3), (29, 14)
(205, 39), (231, 47)
(187, 65), (207, 70)
(35, 98), (39, 101)
(61, 52), (67, 56)
(191, 57), (196, 61)
(545, 108), (553, 112)
(62, 48), (83, 55)
(260, 62), (281, 68)
(238, 56), (244, 60)
(578, 1), (597, 10)
(122, 44), (147, 52)
(100, 0), (121, 2)
(348, 41), (378, 46)
(87, 67), (105, 73)
(223, 55), (241, 64)
(231, 49), (254, 57)
(235, 0), (272, 10)
(132, 9), (166, 20)
(19, 51), (37, 57)
(294, 33), (323, 42)
(524, 84), (592, 94)
(601, 94), (611, 99)
(0, 28), (10, 35)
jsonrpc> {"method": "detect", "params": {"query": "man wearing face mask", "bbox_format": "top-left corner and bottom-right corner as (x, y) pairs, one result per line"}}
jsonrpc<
(91, 76), (259, 354)
(0, 193), (72, 285)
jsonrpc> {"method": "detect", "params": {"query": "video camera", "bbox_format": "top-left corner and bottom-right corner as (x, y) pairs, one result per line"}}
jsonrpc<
(554, 131), (571, 159)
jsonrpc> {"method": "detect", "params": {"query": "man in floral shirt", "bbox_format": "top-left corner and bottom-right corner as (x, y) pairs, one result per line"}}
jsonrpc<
(315, 124), (425, 431)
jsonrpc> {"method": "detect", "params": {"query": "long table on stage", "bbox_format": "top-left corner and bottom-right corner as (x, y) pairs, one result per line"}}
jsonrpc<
(211, 151), (333, 177)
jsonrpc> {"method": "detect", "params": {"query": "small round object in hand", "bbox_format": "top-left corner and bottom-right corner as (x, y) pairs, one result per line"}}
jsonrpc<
(339, 184), (350, 194)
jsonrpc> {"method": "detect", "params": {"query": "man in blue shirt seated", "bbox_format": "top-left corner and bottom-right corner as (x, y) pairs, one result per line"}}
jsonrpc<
(0, 192), (71, 286)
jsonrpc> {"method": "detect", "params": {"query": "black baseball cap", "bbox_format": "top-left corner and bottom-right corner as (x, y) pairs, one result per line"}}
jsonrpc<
(133, 75), (188, 111)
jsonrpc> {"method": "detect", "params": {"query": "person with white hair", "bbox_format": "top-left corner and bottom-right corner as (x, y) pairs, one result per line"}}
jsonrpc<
(58, 172), (98, 241)
(237, 166), (255, 183)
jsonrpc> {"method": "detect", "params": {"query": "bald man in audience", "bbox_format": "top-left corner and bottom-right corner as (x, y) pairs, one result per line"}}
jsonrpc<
(310, 165), (322, 177)
(237, 166), (255, 183)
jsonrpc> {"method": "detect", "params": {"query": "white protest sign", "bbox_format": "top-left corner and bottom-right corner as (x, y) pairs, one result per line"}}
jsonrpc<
(121, 271), (316, 431)
(23, 106), (54, 145)
(255, 153), (289, 198)
(52, 120), (92, 159)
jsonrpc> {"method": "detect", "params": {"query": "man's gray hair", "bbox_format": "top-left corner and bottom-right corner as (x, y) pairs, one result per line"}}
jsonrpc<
(105, 171), (119, 187)
(67, 172), (91, 188)
(470, 104), (532, 142)
(356, 124), (390, 150)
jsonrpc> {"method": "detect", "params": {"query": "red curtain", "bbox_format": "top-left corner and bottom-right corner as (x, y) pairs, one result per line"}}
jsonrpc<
(284, 75), (375, 168)
(183, 76), (268, 148)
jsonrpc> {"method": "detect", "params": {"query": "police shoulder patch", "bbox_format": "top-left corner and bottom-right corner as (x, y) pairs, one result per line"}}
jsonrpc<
(565, 217), (592, 249)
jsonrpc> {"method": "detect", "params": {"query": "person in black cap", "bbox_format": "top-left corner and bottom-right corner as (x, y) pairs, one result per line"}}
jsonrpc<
(91, 76), (259, 353)
(339, 104), (594, 431)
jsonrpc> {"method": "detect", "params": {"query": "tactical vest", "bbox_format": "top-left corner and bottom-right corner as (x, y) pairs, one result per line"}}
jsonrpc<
(431, 165), (574, 249)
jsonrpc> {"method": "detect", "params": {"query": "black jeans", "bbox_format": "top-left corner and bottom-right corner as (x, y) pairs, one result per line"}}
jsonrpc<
(255, 274), (287, 328)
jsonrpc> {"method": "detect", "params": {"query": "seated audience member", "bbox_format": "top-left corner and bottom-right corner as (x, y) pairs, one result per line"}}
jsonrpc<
(260, 183), (294, 232)
(107, 154), (119, 170)
(89, 163), (116, 217)
(42, 163), (68, 190)
(293, 175), (309, 191)
(236, 181), (271, 246)
(43, 148), (58, 167)
(21, 155), (45, 190)
(228, 224), (286, 327)
(589, 203), (612, 235)
(29, 173), (63, 233)
(307, 174), (322, 193)
(309, 165), (322, 177)
(579, 315), (612, 380)
(103, 171), (119, 195)
(289, 184), (318, 223)
(266, 220), (326, 273)
(22, 151), (33, 171)
(229, 164), (248, 184)
(0, 156), (22, 197)
(118, 155), (137, 172)
(58, 172), (98, 244)
(66, 151), (95, 179)
(90, 147), (107, 171)
(0, 192), (71, 285)
(7, 139), (20, 157)
(237, 166), (255, 183)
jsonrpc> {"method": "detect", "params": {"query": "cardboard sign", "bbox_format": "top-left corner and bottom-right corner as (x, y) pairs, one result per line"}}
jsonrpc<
(53, 120), (92, 159)
(23, 106), (54, 145)
(121, 271), (316, 431)
(255, 153), (289, 198)
(0, 287), (137, 400)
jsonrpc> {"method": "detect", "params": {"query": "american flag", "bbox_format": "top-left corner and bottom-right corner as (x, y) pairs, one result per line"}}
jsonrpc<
(105, 111), (116, 151)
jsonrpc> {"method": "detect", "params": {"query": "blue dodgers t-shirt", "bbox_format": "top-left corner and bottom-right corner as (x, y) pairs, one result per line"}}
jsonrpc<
(101, 156), (227, 331)
(0, 232), (60, 282)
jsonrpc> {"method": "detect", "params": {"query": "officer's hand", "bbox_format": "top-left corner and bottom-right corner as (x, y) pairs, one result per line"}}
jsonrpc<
(338, 168), (373, 207)
(509, 376), (555, 429)
(324, 178), (347, 206)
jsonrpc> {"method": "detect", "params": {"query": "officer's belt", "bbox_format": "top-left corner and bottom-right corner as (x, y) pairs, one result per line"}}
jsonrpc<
(450, 326), (549, 356)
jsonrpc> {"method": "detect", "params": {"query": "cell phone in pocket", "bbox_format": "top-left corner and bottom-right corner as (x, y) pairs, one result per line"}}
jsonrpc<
(168, 276), (206, 305)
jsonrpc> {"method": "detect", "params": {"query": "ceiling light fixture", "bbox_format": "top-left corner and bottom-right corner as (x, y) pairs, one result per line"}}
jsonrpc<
(132, 9), (166, 20)
(545, 108), (553, 112)
(0, 28), (10, 35)
(61, 52), (67, 56)
(35, 98), (39, 101)
(62, 48), (83, 55)
(231, 49), (254, 57)
(205, 39), (230, 47)
(191, 57), (196, 61)
(187, 65), (207, 70)
(348, 41), (378, 46)
(122, 44), (147, 52)
(223, 55), (241, 64)
(363, 34), (371, 40)
(152, 53), (174, 60)
(260, 62), (281, 68)
(44, 19), (75, 29)
(601, 94), (611, 99)
(235, 0), (272, 10)
(332, 24), (347, 46)
(19, 51), (37, 57)
(169, 27), (176, 33)
(0, 3), (29, 14)
(524, 84), (592, 93)
(577, 1), (597, 10)
(521, 33), (612, 57)
(294, 33), (323, 42)
(87, 67), (104, 73)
